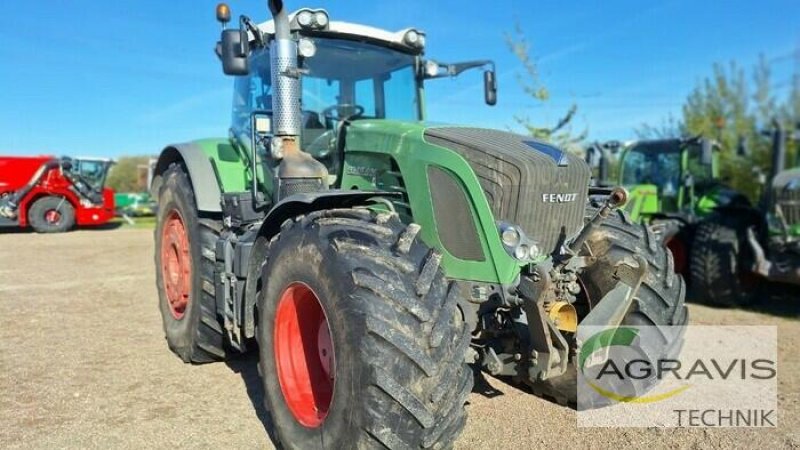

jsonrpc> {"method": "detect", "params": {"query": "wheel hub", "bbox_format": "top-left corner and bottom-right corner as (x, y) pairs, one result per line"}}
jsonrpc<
(274, 282), (335, 428)
(45, 209), (61, 224)
(160, 210), (191, 319)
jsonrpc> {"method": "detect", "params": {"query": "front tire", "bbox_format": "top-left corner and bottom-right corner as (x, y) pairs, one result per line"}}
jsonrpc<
(528, 206), (688, 405)
(258, 209), (471, 449)
(28, 196), (75, 233)
(155, 163), (227, 363)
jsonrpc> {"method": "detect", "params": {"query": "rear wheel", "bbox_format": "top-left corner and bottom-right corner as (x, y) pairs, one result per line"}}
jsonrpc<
(690, 214), (760, 306)
(155, 163), (227, 363)
(258, 209), (471, 449)
(528, 205), (688, 405)
(28, 196), (75, 233)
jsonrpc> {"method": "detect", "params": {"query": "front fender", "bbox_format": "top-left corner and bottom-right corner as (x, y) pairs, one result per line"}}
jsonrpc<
(258, 190), (401, 239)
(152, 140), (236, 213)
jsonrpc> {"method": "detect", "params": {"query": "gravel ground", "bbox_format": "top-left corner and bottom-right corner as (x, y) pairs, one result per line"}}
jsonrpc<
(1, 227), (798, 449)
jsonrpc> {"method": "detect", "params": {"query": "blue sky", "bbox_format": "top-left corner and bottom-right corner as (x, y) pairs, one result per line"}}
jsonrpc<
(0, 0), (797, 157)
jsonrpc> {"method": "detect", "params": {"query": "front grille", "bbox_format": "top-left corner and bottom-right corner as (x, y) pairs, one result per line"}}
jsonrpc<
(776, 185), (800, 227)
(425, 127), (590, 254)
(772, 169), (800, 227)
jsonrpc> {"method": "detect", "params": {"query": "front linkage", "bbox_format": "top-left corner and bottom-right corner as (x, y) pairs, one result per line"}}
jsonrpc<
(470, 188), (650, 386)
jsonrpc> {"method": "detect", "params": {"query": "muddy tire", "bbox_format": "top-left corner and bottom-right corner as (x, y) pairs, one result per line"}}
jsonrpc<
(528, 205), (688, 406)
(28, 196), (75, 233)
(690, 214), (759, 306)
(258, 209), (471, 449)
(155, 163), (227, 363)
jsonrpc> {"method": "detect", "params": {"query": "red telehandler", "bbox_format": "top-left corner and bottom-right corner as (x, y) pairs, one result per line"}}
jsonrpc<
(0, 155), (115, 233)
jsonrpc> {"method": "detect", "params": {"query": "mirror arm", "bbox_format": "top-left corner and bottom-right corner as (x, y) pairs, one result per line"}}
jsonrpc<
(240, 15), (265, 48)
(447, 60), (494, 77)
(424, 60), (495, 79)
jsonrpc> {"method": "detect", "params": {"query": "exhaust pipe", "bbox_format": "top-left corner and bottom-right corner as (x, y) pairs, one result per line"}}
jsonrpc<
(769, 118), (787, 186)
(267, 0), (329, 201)
(268, 0), (301, 142)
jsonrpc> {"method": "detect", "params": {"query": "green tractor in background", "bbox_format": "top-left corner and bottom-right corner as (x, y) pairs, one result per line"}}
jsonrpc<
(691, 120), (800, 306)
(587, 137), (749, 275)
(151, 1), (687, 447)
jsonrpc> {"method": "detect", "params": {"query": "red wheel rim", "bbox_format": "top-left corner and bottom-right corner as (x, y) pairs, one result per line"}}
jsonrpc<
(274, 282), (334, 428)
(160, 210), (191, 320)
(45, 209), (61, 224)
(666, 237), (688, 275)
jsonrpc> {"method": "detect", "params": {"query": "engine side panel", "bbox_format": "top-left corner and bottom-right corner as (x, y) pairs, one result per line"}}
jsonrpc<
(341, 120), (542, 285)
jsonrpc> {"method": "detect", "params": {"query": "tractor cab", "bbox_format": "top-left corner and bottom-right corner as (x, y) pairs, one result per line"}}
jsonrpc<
(216, 5), (496, 205)
(69, 157), (114, 193)
(618, 138), (720, 222)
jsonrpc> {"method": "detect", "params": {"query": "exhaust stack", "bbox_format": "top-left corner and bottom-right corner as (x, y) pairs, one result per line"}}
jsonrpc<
(268, 0), (302, 142)
(267, 0), (329, 201)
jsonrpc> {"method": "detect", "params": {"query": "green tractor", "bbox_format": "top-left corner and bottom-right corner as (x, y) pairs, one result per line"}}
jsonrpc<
(691, 120), (800, 306)
(151, 1), (687, 447)
(588, 138), (750, 275)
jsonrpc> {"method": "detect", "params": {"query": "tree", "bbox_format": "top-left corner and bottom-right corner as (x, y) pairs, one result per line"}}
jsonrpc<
(505, 25), (585, 148)
(641, 53), (799, 201)
(681, 56), (799, 200)
(106, 156), (153, 193)
(634, 114), (684, 139)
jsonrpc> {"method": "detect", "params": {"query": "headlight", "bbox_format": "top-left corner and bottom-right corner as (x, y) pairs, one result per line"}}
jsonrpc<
(498, 222), (542, 263)
(295, 9), (329, 29)
(501, 227), (521, 247)
(528, 243), (540, 260)
(296, 10), (313, 27)
(314, 11), (329, 28)
(298, 38), (317, 58)
(425, 60), (441, 78)
(404, 29), (425, 48)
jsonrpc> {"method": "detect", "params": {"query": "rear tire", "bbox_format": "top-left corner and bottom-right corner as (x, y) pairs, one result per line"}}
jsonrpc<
(155, 163), (227, 363)
(690, 214), (759, 306)
(28, 196), (75, 233)
(258, 209), (471, 449)
(528, 205), (688, 405)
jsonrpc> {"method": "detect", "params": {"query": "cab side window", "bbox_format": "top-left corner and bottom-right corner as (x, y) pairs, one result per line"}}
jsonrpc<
(231, 49), (272, 136)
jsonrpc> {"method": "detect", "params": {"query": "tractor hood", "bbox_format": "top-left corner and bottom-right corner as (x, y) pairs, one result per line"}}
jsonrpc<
(421, 126), (591, 254)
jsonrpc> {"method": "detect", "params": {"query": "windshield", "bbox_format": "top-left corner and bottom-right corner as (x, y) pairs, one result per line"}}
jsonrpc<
(72, 159), (109, 191)
(302, 38), (419, 122)
(621, 141), (713, 194)
(232, 38), (420, 138)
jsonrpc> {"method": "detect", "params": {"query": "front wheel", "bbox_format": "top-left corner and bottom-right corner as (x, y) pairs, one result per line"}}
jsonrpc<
(154, 163), (227, 363)
(258, 209), (472, 449)
(528, 205), (688, 405)
(28, 196), (75, 233)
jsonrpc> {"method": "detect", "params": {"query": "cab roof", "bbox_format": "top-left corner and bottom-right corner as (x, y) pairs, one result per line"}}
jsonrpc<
(257, 11), (423, 53)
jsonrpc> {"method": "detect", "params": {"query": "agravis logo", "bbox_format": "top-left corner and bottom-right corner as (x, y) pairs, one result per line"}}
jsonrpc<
(577, 326), (778, 428)
(578, 327), (689, 404)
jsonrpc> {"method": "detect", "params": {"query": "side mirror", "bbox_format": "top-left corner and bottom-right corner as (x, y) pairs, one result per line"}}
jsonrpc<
(218, 29), (250, 76)
(484, 70), (497, 106)
(700, 139), (713, 166)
